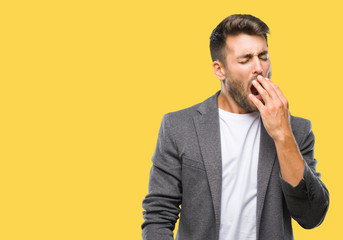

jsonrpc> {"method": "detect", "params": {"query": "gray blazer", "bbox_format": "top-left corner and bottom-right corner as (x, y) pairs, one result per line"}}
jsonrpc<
(142, 91), (329, 240)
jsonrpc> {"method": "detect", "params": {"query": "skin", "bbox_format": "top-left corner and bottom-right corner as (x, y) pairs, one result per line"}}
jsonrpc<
(212, 34), (304, 187)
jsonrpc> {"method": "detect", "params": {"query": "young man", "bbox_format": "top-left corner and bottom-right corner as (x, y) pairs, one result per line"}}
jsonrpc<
(142, 14), (329, 240)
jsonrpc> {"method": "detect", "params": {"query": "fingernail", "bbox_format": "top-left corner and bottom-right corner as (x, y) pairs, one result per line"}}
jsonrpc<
(257, 75), (262, 80)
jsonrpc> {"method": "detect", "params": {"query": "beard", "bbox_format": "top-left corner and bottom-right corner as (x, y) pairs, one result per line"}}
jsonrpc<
(225, 76), (258, 112)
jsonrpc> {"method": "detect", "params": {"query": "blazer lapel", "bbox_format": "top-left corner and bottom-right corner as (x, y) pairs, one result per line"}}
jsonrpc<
(256, 122), (277, 239)
(193, 91), (222, 238)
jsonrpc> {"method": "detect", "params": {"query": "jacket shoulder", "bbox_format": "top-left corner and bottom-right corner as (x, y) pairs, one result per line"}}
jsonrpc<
(163, 91), (220, 124)
(165, 102), (202, 120)
(290, 115), (312, 131)
(290, 115), (313, 145)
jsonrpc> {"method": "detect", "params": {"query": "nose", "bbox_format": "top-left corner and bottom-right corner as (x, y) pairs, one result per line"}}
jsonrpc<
(253, 57), (263, 75)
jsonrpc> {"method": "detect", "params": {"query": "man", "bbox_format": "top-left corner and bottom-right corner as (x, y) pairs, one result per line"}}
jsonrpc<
(141, 14), (329, 240)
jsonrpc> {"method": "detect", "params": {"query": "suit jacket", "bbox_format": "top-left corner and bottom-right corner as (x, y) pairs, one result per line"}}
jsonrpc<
(142, 91), (329, 240)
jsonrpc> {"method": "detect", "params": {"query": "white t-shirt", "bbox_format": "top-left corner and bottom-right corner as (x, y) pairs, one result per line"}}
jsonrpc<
(218, 108), (261, 240)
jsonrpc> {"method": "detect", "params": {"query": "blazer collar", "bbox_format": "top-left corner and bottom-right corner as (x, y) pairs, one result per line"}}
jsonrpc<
(193, 91), (222, 238)
(196, 90), (221, 117)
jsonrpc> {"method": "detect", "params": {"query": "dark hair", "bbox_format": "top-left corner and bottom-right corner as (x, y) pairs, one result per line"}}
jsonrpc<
(209, 14), (270, 64)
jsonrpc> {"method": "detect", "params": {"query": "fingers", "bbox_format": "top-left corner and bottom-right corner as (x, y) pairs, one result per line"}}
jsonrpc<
(268, 80), (289, 108)
(249, 93), (265, 112)
(256, 75), (279, 101)
(255, 76), (289, 109)
(252, 79), (271, 102)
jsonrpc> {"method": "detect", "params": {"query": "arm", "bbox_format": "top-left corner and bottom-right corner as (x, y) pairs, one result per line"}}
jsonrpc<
(249, 75), (329, 229)
(278, 120), (329, 229)
(141, 114), (182, 240)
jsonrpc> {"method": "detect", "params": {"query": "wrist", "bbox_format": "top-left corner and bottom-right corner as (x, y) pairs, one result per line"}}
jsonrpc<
(272, 126), (294, 145)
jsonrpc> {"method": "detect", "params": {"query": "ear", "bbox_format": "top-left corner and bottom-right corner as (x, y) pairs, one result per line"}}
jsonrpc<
(212, 61), (226, 81)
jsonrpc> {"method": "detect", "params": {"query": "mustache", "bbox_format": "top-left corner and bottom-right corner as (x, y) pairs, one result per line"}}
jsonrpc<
(250, 74), (263, 81)
(248, 75), (262, 86)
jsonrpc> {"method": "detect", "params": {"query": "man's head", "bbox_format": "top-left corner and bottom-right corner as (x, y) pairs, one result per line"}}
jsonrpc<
(210, 14), (272, 112)
(210, 14), (270, 66)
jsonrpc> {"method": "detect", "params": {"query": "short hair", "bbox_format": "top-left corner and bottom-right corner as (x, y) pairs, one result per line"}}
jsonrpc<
(209, 14), (270, 64)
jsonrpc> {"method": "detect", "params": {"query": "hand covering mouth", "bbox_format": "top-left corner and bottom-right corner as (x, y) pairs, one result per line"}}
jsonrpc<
(250, 77), (264, 95)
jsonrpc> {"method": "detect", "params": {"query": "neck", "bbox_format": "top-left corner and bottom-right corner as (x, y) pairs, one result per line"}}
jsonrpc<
(217, 82), (250, 114)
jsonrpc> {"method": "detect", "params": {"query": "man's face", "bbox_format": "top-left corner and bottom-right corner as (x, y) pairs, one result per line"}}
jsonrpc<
(223, 34), (272, 112)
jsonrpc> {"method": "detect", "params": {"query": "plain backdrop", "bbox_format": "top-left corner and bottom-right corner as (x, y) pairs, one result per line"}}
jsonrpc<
(0, 0), (341, 239)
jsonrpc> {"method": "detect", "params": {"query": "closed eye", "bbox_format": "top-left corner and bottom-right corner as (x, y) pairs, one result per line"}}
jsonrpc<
(239, 59), (249, 64)
(258, 51), (269, 61)
(238, 51), (269, 64)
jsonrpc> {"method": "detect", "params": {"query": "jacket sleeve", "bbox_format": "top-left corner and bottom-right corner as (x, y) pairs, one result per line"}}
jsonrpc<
(280, 120), (329, 229)
(141, 114), (182, 240)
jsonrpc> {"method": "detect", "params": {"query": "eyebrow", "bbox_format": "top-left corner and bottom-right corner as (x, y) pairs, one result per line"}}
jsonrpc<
(237, 50), (269, 59)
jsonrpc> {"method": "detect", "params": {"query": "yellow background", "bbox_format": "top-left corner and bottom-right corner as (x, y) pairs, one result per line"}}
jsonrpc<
(0, 0), (341, 239)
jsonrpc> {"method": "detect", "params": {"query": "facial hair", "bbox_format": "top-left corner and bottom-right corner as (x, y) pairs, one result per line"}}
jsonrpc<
(225, 76), (258, 112)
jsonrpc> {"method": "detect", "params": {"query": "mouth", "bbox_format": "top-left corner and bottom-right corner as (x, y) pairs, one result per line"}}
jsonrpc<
(250, 80), (264, 101)
(250, 84), (259, 96)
